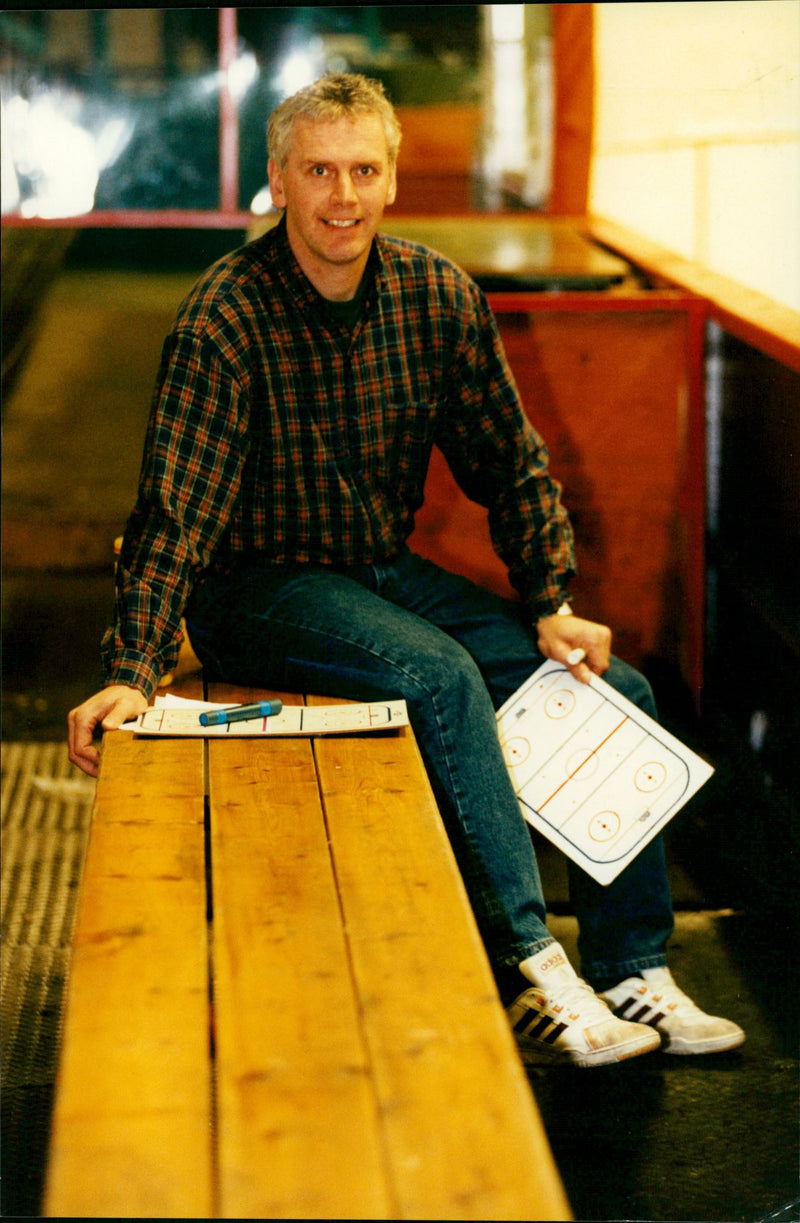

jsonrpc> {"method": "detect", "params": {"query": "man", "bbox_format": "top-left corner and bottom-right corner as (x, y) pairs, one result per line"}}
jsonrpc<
(69, 74), (744, 1067)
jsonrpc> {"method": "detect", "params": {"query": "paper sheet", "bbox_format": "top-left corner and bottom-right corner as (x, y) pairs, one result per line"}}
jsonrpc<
(496, 660), (714, 885)
(119, 693), (409, 737)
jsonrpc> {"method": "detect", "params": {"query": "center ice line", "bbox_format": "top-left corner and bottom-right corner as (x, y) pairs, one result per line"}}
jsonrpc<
(538, 715), (629, 810)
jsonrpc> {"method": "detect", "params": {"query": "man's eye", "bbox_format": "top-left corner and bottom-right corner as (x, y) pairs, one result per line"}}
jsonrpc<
(312, 166), (327, 176)
(358, 166), (375, 176)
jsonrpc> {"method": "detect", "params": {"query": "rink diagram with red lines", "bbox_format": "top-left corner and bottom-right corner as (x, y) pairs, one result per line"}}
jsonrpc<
(121, 696), (410, 737)
(497, 662), (714, 885)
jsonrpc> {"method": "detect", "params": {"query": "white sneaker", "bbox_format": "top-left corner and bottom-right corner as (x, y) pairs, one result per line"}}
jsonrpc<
(507, 944), (661, 1068)
(600, 966), (746, 1055)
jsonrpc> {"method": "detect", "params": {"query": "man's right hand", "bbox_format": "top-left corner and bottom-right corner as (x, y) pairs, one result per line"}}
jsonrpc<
(68, 685), (149, 777)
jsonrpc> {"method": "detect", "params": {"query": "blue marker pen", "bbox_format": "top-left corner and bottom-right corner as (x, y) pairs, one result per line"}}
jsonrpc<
(199, 699), (283, 727)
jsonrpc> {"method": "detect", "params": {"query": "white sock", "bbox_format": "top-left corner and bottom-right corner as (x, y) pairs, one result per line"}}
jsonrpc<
(518, 942), (579, 991)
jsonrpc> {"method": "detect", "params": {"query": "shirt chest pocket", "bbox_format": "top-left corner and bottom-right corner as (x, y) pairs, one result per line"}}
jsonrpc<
(366, 399), (439, 482)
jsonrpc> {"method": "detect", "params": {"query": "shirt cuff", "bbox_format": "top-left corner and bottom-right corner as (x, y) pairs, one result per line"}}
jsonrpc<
(529, 589), (571, 623)
(102, 656), (161, 703)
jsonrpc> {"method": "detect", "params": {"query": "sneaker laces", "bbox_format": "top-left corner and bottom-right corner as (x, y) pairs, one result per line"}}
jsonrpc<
(533, 971), (613, 1025)
(519, 945), (615, 1024)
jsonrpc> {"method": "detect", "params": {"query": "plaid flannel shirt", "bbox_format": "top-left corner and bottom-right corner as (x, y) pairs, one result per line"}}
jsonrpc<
(103, 218), (576, 697)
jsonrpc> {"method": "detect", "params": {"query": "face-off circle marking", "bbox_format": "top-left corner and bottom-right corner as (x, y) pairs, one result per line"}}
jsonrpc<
(634, 761), (667, 792)
(501, 737), (530, 767)
(545, 689), (575, 719)
(588, 810), (620, 842)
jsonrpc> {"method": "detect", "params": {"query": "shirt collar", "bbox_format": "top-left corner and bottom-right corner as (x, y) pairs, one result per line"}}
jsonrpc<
(262, 213), (387, 314)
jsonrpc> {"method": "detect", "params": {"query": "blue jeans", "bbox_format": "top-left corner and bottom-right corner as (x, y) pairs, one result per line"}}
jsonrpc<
(185, 549), (674, 994)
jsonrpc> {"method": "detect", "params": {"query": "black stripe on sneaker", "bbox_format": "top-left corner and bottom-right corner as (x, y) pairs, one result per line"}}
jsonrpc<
(527, 1015), (556, 1039)
(612, 995), (666, 1027)
(543, 1022), (568, 1044)
(513, 1009), (546, 1035)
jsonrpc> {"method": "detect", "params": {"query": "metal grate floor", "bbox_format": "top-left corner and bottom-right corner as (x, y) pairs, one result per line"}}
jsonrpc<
(1, 742), (95, 1217)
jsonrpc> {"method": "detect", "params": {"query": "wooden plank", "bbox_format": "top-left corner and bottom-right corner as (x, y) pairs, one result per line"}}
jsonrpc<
(310, 699), (571, 1221)
(206, 685), (393, 1220)
(586, 214), (800, 374)
(44, 731), (211, 1219)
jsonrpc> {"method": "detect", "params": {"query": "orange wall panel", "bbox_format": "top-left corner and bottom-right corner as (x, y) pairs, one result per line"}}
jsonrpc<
(410, 309), (693, 675)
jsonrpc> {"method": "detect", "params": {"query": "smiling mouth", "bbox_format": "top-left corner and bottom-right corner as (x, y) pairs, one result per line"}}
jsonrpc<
(323, 218), (361, 228)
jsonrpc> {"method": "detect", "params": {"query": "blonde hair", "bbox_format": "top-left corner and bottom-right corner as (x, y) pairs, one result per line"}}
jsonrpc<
(268, 73), (402, 168)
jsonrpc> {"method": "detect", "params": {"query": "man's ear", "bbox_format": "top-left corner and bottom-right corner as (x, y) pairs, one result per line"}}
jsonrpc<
(386, 162), (397, 207)
(267, 158), (286, 208)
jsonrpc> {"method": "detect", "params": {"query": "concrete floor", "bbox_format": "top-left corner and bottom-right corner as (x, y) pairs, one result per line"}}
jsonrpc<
(2, 261), (798, 1221)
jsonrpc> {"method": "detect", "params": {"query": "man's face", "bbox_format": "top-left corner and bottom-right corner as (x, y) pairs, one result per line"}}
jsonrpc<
(268, 113), (397, 296)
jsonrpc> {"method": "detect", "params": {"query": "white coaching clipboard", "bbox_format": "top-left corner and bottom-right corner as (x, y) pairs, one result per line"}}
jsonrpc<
(496, 660), (714, 885)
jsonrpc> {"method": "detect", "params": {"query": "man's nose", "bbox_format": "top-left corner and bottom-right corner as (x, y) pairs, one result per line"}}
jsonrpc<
(330, 170), (358, 205)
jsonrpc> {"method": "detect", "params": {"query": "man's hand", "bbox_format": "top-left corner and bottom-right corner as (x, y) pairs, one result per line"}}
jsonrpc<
(536, 611), (612, 684)
(68, 685), (149, 777)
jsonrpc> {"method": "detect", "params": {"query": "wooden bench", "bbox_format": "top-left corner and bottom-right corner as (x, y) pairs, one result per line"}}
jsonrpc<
(44, 650), (570, 1219)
